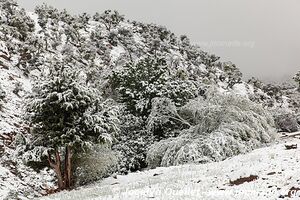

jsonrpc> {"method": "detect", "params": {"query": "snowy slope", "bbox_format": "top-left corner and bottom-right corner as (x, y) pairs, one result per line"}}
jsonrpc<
(0, 2), (299, 200)
(0, 41), (55, 199)
(40, 137), (300, 200)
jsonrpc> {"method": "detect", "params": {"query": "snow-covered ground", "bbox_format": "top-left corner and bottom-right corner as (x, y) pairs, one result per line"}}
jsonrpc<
(40, 137), (300, 200)
(0, 41), (55, 200)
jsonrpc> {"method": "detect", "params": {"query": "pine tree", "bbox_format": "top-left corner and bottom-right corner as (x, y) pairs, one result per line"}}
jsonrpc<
(93, 10), (124, 31)
(0, 0), (35, 41)
(222, 62), (243, 88)
(27, 63), (119, 190)
(111, 57), (198, 116)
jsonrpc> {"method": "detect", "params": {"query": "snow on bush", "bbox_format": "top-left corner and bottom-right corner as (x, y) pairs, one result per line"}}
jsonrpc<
(270, 108), (299, 133)
(146, 97), (190, 139)
(147, 91), (277, 168)
(112, 112), (154, 173)
(73, 144), (118, 186)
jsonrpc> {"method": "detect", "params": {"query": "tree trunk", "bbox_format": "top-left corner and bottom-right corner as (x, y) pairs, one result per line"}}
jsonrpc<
(47, 147), (73, 190)
(64, 145), (72, 189)
(47, 150), (64, 190)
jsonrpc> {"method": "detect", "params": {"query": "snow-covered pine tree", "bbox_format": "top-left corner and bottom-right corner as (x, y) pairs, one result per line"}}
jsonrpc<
(111, 57), (168, 116)
(222, 62), (243, 88)
(26, 63), (119, 190)
(111, 57), (198, 116)
(0, 0), (35, 41)
(93, 10), (124, 31)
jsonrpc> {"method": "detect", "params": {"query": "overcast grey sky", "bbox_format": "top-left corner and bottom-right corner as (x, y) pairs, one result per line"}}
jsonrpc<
(16, 0), (300, 82)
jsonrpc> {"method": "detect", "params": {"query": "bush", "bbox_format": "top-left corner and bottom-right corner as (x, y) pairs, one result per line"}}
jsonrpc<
(113, 98), (191, 174)
(112, 112), (154, 174)
(275, 114), (299, 132)
(147, 91), (277, 168)
(146, 97), (190, 139)
(271, 108), (299, 133)
(73, 145), (118, 186)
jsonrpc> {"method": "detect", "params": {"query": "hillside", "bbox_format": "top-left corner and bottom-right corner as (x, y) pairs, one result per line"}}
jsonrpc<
(0, 1), (299, 199)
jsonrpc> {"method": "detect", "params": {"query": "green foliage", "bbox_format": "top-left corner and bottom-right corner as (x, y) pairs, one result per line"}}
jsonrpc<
(111, 57), (198, 116)
(27, 65), (119, 149)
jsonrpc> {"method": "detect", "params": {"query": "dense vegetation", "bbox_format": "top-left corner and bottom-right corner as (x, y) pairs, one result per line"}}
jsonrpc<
(0, 0), (299, 197)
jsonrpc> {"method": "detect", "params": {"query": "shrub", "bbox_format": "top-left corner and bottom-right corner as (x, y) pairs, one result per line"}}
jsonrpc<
(73, 144), (118, 186)
(271, 108), (299, 133)
(147, 91), (277, 168)
(112, 112), (154, 174)
(146, 97), (190, 139)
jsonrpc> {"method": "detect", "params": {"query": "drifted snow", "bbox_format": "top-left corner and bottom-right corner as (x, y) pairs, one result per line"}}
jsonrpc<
(41, 137), (300, 200)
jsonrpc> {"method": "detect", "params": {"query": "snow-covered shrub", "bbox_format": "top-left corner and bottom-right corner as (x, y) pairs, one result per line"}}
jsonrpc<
(247, 77), (264, 90)
(112, 112), (154, 174)
(113, 98), (192, 174)
(147, 91), (277, 168)
(263, 83), (283, 101)
(275, 113), (299, 132)
(73, 144), (118, 186)
(271, 108), (299, 132)
(147, 97), (190, 139)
